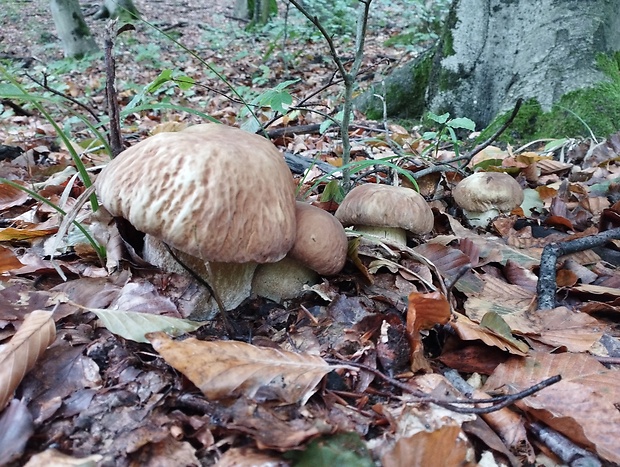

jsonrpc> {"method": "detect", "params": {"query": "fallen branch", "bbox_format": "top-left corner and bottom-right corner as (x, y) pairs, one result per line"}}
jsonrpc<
(528, 421), (601, 466)
(325, 358), (561, 414)
(537, 227), (620, 310)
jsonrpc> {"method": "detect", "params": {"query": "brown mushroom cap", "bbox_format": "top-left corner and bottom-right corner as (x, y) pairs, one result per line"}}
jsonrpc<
(453, 172), (524, 213)
(289, 202), (347, 275)
(335, 184), (434, 235)
(96, 124), (296, 264)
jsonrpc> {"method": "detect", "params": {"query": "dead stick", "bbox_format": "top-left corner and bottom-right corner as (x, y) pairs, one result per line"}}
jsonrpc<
(104, 23), (123, 158)
(325, 358), (561, 414)
(537, 227), (620, 310)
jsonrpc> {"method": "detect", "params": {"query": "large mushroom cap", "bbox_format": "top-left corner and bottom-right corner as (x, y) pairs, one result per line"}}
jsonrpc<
(96, 124), (296, 264)
(289, 201), (347, 276)
(335, 184), (434, 235)
(453, 172), (524, 213)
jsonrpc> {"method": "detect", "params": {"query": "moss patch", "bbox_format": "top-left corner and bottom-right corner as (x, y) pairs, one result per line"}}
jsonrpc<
(479, 53), (620, 144)
(362, 50), (435, 121)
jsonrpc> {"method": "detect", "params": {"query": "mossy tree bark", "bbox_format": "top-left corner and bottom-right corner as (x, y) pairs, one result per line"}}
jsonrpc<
(358, 0), (620, 135)
(50, 0), (99, 58)
(93, 0), (140, 21)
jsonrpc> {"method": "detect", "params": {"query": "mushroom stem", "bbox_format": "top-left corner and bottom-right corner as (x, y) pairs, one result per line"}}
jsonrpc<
(353, 225), (408, 245)
(143, 235), (257, 319)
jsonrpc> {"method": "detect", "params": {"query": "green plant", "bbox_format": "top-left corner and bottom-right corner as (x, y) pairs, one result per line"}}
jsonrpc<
(298, 154), (421, 204)
(422, 111), (476, 159)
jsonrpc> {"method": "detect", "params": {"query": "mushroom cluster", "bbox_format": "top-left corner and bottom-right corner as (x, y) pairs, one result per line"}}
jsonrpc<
(96, 124), (307, 318)
(452, 172), (524, 227)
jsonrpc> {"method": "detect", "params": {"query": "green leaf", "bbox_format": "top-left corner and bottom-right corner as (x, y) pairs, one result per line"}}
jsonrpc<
(285, 433), (374, 467)
(427, 111), (450, 124)
(175, 75), (195, 91)
(447, 117), (476, 131)
(480, 311), (529, 353)
(91, 308), (204, 343)
(422, 131), (437, 140)
(147, 69), (174, 93)
(320, 180), (345, 204)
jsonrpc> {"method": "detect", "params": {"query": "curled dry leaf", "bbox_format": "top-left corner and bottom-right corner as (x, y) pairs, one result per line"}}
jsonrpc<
(0, 310), (56, 410)
(147, 332), (331, 405)
(406, 291), (451, 372)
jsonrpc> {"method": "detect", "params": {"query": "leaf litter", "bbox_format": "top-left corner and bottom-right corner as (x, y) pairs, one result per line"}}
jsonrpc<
(0, 1), (619, 466)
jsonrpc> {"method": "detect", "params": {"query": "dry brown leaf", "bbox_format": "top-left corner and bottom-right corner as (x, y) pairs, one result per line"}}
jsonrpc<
(382, 424), (469, 467)
(407, 291), (451, 371)
(0, 226), (57, 241)
(23, 448), (103, 466)
(451, 312), (528, 356)
(0, 181), (29, 210)
(484, 352), (620, 464)
(522, 307), (604, 352)
(0, 246), (24, 273)
(0, 310), (56, 410)
(147, 332), (331, 404)
(215, 447), (289, 467)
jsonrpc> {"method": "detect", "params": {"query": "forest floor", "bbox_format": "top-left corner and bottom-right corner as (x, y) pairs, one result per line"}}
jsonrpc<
(1, 1), (620, 466)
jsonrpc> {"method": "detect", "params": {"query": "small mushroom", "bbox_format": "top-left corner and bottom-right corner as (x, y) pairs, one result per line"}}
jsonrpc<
(96, 124), (297, 319)
(334, 184), (434, 245)
(452, 172), (524, 227)
(252, 201), (348, 303)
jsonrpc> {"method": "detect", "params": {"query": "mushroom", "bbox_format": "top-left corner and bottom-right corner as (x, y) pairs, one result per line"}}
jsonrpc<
(96, 123), (297, 319)
(252, 201), (348, 303)
(334, 184), (434, 245)
(452, 172), (524, 227)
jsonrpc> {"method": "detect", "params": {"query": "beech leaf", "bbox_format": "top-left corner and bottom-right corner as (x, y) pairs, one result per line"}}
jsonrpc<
(91, 308), (203, 343)
(0, 310), (56, 410)
(147, 332), (331, 404)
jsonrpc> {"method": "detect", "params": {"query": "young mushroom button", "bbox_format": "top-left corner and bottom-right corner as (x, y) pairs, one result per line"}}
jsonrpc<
(252, 201), (348, 303)
(335, 184), (434, 245)
(95, 123), (297, 319)
(452, 172), (524, 228)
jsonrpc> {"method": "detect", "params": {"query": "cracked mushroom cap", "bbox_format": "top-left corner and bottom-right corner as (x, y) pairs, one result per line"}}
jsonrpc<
(289, 202), (347, 275)
(335, 184), (434, 235)
(453, 172), (524, 213)
(96, 124), (297, 263)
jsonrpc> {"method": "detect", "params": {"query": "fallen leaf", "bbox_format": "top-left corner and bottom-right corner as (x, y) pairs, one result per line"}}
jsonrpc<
(0, 246), (24, 273)
(23, 448), (103, 467)
(451, 312), (528, 356)
(91, 308), (203, 343)
(0, 310), (56, 410)
(147, 332), (331, 404)
(0, 181), (29, 210)
(484, 352), (620, 464)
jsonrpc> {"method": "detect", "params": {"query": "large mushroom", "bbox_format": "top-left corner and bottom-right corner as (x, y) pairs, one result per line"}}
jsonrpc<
(335, 184), (434, 245)
(452, 172), (524, 227)
(96, 123), (297, 319)
(252, 201), (348, 303)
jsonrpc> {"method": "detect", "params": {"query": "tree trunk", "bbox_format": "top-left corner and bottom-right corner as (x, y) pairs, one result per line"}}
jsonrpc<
(50, 0), (98, 58)
(234, 0), (277, 25)
(93, 0), (140, 21)
(358, 0), (620, 136)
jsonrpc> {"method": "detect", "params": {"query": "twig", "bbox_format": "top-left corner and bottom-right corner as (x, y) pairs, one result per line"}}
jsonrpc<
(528, 421), (601, 466)
(104, 23), (123, 158)
(25, 73), (102, 123)
(537, 227), (620, 310)
(325, 358), (561, 414)
(462, 98), (523, 164)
